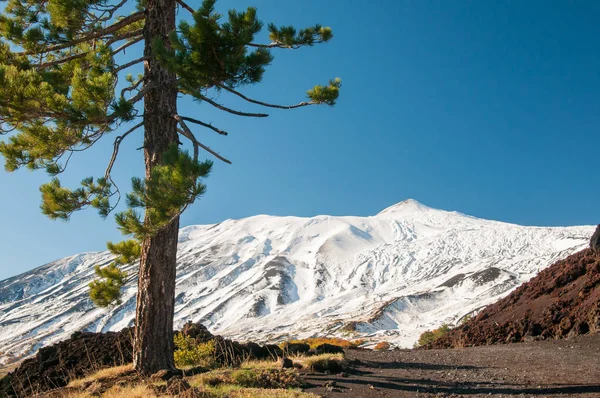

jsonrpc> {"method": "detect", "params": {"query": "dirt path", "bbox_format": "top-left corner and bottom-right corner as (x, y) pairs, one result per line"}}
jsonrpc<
(303, 334), (600, 397)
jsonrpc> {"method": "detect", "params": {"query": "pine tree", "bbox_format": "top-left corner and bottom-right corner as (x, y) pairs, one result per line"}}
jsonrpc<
(0, 0), (339, 375)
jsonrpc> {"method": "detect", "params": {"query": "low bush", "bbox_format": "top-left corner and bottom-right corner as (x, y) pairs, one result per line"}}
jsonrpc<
(174, 333), (218, 368)
(417, 323), (452, 347)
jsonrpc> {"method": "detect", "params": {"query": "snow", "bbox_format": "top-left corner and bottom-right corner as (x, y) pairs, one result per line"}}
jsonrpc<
(0, 199), (594, 363)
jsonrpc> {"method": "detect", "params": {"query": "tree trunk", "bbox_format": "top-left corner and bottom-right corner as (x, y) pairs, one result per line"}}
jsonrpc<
(133, 0), (179, 375)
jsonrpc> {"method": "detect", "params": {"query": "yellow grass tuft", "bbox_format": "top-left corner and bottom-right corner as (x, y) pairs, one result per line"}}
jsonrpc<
(295, 353), (343, 367)
(102, 384), (158, 398)
(196, 384), (318, 398)
(239, 359), (280, 370)
(67, 364), (133, 388)
(228, 388), (319, 398)
(296, 353), (345, 373)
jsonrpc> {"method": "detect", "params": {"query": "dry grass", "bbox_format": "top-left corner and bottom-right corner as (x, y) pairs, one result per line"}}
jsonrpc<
(188, 367), (302, 390)
(295, 353), (343, 367)
(62, 383), (156, 398)
(102, 384), (158, 398)
(296, 353), (344, 373)
(196, 384), (318, 398)
(0, 362), (20, 378)
(227, 387), (318, 398)
(373, 341), (391, 351)
(284, 337), (363, 350)
(239, 359), (280, 370)
(67, 364), (133, 388)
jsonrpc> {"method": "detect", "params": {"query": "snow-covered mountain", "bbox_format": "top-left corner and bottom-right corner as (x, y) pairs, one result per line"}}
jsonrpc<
(0, 199), (593, 363)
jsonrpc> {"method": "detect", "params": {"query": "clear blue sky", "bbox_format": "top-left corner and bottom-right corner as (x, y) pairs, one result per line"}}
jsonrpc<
(1, 0), (599, 279)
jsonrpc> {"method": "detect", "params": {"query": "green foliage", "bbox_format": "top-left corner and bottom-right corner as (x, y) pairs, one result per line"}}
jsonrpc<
(0, 0), (339, 313)
(307, 78), (341, 106)
(173, 334), (217, 368)
(87, 239), (141, 308)
(107, 239), (141, 265)
(40, 177), (113, 220)
(417, 323), (452, 347)
(155, 0), (274, 91)
(89, 263), (127, 307)
(267, 23), (333, 48)
(115, 144), (213, 240)
(154, 0), (339, 105)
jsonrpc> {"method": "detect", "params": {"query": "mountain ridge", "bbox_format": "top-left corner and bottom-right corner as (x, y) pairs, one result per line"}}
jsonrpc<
(0, 200), (594, 364)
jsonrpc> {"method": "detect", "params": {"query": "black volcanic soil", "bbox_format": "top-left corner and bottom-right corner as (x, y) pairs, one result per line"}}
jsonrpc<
(429, 248), (600, 349)
(304, 334), (600, 397)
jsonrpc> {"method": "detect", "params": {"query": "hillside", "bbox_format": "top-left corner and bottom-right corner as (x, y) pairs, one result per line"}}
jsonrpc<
(429, 247), (600, 348)
(0, 200), (593, 363)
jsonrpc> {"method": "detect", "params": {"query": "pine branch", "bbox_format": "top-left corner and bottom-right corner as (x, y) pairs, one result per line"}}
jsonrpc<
(246, 40), (325, 49)
(87, 0), (129, 24)
(37, 52), (89, 70)
(121, 78), (144, 99)
(105, 122), (144, 211)
(218, 85), (316, 109)
(107, 29), (144, 46)
(128, 84), (152, 104)
(111, 36), (143, 55)
(36, 30), (142, 70)
(175, 119), (232, 164)
(196, 94), (268, 118)
(179, 116), (228, 136)
(177, 0), (195, 14)
(19, 11), (145, 56)
(113, 56), (149, 74)
(105, 122), (143, 180)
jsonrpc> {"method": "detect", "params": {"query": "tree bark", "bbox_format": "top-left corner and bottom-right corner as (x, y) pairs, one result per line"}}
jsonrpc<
(133, 0), (180, 375)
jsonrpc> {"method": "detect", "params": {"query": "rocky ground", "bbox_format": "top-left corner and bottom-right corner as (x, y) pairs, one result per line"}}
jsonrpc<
(1, 333), (599, 397)
(304, 333), (600, 397)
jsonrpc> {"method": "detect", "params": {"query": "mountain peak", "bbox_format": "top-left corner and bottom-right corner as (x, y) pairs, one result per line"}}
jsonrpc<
(377, 199), (430, 216)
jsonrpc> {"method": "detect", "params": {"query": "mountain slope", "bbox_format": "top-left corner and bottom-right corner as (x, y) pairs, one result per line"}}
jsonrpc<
(0, 200), (593, 363)
(428, 247), (600, 348)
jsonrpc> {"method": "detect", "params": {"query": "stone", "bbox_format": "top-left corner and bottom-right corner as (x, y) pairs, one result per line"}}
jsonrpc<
(280, 357), (294, 369)
(313, 343), (345, 355)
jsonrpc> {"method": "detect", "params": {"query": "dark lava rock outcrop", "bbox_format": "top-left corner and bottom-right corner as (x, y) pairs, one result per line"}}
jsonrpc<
(429, 248), (600, 348)
(0, 328), (134, 397)
(590, 224), (600, 253)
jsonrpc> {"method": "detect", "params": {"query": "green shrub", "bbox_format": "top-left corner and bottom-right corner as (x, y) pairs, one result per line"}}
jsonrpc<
(417, 323), (451, 347)
(173, 333), (217, 368)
